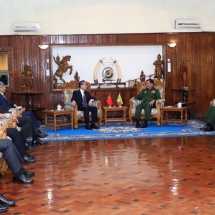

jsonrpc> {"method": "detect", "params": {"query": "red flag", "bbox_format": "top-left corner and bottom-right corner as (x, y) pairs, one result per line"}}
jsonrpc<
(106, 94), (113, 107)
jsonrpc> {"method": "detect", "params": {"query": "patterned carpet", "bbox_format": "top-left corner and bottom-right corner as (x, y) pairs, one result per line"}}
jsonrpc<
(38, 120), (215, 142)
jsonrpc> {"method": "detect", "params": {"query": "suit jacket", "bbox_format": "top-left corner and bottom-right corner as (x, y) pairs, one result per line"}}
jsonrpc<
(0, 94), (15, 109)
(71, 90), (96, 109)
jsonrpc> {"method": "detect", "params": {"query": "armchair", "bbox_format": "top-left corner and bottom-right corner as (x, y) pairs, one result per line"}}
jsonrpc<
(0, 125), (9, 175)
(209, 99), (215, 107)
(62, 80), (103, 129)
(129, 79), (165, 126)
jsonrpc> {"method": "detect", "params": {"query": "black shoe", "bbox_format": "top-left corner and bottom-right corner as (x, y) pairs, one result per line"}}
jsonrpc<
(135, 121), (140, 128)
(141, 120), (148, 128)
(26, 153), (35, 158)
(0, 194), (15, 206)
(37, 133), (48, 138)
(25, 142), (36, 150)
(91, 124), (99, 129)
(13, 174), (34, 184)
(203, 125), (214, 132)
(85, 124), (92, 130)
(0, 204), (8, 212)
(23, 155), (36, 163)
(200, 123), (209, 130)
(32, 138), (43, 146)
(23, 171), (35, 178)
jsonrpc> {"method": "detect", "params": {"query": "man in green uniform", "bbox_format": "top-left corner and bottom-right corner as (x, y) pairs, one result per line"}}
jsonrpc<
(131, 79), (161, 128)
(201, 106), (215, 132)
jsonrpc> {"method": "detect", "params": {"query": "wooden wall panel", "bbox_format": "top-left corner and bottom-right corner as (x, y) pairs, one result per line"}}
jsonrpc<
(0, 33), (214, 119)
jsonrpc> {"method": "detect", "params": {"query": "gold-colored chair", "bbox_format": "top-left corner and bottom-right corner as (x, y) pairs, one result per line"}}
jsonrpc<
(62, 80), (103, 129)
(129, 79), (165, 126)
(209, 99), (215, 107)
(0, 125), (9, 175)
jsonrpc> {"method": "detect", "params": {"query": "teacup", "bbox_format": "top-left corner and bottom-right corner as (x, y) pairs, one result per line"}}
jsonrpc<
(57, 104), (62, 110)
(177, 102), (182, 108)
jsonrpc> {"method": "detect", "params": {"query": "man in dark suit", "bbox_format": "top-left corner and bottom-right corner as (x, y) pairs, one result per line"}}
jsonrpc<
(71, 80), (99, 130)
(0, 139), (34, 184)
(0, 81), (47, 138)
(0, 110), (43, 147)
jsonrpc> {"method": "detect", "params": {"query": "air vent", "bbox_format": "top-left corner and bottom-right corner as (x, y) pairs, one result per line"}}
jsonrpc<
(14, 23), (41, 32)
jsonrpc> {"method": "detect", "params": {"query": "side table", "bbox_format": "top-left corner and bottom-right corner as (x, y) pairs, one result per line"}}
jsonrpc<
(103, 106), (127, 125)
(160, 106), (188, 127)
(43, 109), (74, 132)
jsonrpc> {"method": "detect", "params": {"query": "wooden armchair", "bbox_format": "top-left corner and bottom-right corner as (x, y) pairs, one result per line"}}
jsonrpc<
(209, 99), (215, 107)
(0, 125), (9, 175)
(129, 79), (165, 126)
(62, 80), (103, 129)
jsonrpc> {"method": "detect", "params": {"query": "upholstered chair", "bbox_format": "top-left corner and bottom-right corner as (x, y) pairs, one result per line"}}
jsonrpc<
(129, 79), (165, 126)
(62, 80), (103, 129)
(0, 125), (9, 175)
(210, 99), (215, 107)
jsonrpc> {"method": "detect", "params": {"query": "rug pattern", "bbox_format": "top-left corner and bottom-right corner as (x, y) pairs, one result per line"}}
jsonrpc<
(39, 120), (215, 142)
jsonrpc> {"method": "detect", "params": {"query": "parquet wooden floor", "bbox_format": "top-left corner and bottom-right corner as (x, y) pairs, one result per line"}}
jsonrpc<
(1, 136), (215, 215)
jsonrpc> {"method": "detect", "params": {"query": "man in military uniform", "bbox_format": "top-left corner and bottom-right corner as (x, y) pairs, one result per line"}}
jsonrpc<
(131, 79), (161, 128)
(201, 106), (215, 132)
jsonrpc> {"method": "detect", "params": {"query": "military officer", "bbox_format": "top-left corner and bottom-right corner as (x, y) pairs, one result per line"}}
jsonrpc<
(131, 79), (161, 128)
(201, 106), (215, 132)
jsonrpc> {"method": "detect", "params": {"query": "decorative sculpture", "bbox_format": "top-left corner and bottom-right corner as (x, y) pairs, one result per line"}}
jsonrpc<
(22, 64), (33, 92)
(93, 57), (122, 84)
(180, 62), (189, 88)
(53, 55), (73, 86)
(153, 54), (164, 80)
(140, 70), (145, 83)
(74, 71), (80, 82)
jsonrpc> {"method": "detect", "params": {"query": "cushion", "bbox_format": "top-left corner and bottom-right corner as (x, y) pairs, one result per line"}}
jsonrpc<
(63, 89), (78, 102)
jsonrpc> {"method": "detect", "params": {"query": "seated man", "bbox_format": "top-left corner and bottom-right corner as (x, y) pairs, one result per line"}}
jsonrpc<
(71, 80), (99, 130)
(0, 139), (34, 184)
(201, 105), (215, 132)
(0, 81), (47, 138)
(0, 111), (44, 147)
(131, 79), (161, 128)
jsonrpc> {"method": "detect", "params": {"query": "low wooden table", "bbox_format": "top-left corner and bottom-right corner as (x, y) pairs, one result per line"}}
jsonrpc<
(103, 106), (127, 125)
(43, 109), (74, 132)
(160, 106), (188, 127)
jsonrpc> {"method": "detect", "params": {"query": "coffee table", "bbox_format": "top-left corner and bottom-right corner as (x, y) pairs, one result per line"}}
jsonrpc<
(160, 106), (188, 127)
(43, 109), (74, 132)
(103, 106), (127, 125)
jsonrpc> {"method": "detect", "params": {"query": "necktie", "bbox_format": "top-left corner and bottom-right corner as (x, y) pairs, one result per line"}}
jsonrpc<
(83, 93), (87, 107)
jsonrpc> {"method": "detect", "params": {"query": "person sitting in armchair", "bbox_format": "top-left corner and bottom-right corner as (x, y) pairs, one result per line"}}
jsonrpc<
(131, 79), (161, 128)
(0, 81), (47, 138)
(71, 80), (99, 130)
(201, 104), (215, 132)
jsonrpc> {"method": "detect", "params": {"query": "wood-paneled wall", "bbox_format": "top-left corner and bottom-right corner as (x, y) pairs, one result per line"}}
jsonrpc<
(0, 33), (214, 118)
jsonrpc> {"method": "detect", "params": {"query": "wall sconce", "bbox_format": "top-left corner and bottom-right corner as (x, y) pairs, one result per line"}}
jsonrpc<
(39, 44), (49, 50)
(167, 42), (177, 48)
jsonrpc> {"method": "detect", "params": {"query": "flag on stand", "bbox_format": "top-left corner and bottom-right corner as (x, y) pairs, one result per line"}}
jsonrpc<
(106, 93), (113, 107)
(116, 93), (123, 107)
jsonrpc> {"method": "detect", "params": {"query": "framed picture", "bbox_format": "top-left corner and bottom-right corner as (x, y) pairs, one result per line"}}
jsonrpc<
(128, 79), (135, 87)
(0, 71), (9, 87)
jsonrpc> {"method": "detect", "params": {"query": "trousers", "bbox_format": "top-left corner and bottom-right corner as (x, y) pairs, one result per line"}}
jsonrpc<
(0, 139), (22, 174)
(135, 101), (156, 121)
